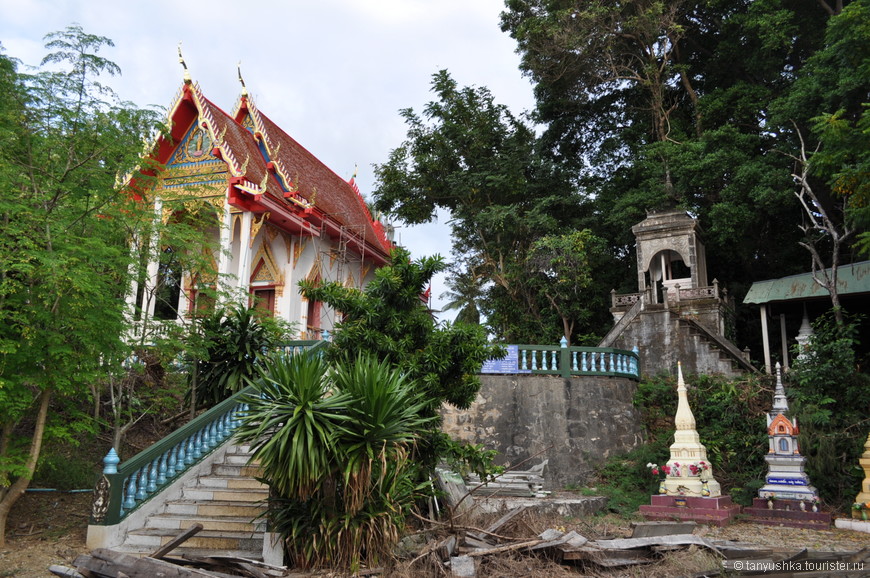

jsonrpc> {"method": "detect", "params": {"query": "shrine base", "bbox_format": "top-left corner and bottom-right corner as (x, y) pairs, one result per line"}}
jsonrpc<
(744, 498), (832, 529)
(639, 495), (740, 527)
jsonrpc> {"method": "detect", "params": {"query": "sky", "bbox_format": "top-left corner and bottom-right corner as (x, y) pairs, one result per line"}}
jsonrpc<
(0, 0), (536, 321)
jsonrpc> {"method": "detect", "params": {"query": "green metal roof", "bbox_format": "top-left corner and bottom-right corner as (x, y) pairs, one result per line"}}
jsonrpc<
(743, 261), (870, 304)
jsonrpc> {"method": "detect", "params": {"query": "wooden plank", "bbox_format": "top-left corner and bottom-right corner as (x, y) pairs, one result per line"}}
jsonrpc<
(466, 539), (543, 558)
(591, 534), (714, 550)
(150, 523), (204, 559)
(129, 556), (219, 577)
(533, 530), (588, 551)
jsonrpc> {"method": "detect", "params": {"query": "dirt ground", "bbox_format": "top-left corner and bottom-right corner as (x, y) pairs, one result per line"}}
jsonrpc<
(2, 492), (869, 577)
(0, 492), (90, 578)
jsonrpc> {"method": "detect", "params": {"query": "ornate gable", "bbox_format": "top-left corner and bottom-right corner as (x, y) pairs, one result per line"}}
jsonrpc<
(250, 242), (284, 290)
(768, 413), (798, 437)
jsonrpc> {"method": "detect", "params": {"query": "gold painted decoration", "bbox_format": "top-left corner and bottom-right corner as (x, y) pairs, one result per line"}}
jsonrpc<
(250, 243), (284, 288)
(169, 124), (214, 165)
(293, 238), (308, 268)
(250, 212), (270, 248)
(306, 256), (322, 282)
(91, 476), (111, 523)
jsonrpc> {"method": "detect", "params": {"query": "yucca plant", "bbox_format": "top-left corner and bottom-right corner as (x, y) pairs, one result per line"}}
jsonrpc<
(236, 352), (435, 571)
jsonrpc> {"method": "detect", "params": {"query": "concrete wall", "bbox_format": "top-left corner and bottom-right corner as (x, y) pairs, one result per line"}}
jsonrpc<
(441, 374), (643, 489)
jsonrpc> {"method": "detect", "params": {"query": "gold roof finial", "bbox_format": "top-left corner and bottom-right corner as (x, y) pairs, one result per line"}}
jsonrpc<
(178, 42), (191, 84)
(237, 61), (248, 97)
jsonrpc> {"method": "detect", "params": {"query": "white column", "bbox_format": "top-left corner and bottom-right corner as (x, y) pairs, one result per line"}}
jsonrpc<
(780, 314), (789, 371)
(761, 304), (771, 374)
(236, 211), (253, 293)
(143, 196), (164, 321)
(217, 204), (233, 298)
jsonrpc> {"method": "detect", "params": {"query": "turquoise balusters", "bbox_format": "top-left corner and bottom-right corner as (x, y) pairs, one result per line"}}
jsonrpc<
(581, 351), (588, 372)
(632, 346), (639, 375)
(572, 351), (578, 372)
(192, 429), (204, 460)
(531, 351), (538, 370)
(184, 436), (195, 465)
(147, 460), (158, 493)
(176, 441), (187, 470)
(156, 453), (168, 485)
(550, 350), (558, 370)
(520, 350), (528, 371)
(135, 468), (148, 500)
(122, 475), (137, 511)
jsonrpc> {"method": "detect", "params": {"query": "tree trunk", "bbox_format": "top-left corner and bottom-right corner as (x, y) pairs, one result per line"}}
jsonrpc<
(0, 389), (52, 547)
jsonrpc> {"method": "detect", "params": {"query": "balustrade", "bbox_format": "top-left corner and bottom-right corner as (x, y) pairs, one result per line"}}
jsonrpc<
(91, 340), (325, 527)
(509, 339), (639, 379)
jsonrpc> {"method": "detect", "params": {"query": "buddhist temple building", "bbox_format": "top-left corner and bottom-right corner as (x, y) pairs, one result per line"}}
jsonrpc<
(123, 73), (393, 341)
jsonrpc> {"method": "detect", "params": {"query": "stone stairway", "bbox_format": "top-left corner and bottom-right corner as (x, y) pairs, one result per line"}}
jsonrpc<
(675, 316), (758, 375)
(121, 444), (269, 559)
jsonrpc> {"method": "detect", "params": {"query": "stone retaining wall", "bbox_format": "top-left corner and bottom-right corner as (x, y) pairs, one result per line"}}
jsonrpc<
(442, 374), (643, 489)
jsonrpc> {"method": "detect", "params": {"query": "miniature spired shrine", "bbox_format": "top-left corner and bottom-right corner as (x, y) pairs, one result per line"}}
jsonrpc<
(744, 363), (831, 528)
(639, 363), (740, 525)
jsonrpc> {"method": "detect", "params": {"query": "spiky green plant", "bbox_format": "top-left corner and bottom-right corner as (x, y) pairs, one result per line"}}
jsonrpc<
(236, 352), (435, 571)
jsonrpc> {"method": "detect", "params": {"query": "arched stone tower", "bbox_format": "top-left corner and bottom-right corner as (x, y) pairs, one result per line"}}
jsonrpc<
(601, 210), (756, 377)
(633, 210), (708, 304)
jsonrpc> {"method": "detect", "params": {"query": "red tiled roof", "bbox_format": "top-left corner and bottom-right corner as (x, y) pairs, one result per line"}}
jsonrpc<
(153, 83), (392, 261)
(254, 110), (391, 253)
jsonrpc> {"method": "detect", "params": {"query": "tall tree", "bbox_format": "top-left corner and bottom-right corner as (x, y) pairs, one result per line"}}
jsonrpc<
(500, 0), (849, 310)
(0, 29), (158, 545)
(373, 70), (606, 343)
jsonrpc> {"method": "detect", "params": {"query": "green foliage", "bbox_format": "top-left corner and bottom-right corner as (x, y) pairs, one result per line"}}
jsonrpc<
(372, 71), (609, 343)
(790, 310), (870, 509)
(191, 304), (278, 408)
(300, 247), (502, 414)
(527, 229), (606, 343)
(0, 27), (159, 542)
(588, 440), (671, 517)
(235, 353), (435, 571)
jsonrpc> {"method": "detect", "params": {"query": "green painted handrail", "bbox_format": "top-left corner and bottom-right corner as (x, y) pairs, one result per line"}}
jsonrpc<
(512, 341), (639, 379)
(89, 339), (329, 526)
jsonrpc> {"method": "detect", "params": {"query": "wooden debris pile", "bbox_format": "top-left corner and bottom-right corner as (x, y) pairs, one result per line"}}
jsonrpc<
(49, 524), (294, 578)
(466, 460), (549, 498)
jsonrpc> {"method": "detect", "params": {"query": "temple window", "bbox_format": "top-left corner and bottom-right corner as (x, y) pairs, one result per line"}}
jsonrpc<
(779, 438), (789, 452)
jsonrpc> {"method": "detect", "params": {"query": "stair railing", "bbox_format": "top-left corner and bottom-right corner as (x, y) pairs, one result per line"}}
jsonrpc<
(509, 338), (640, 379)
(89, 339), (329, 527)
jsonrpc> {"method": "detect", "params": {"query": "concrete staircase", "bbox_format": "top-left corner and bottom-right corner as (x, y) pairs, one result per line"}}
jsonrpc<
(121, 444), (269, 559)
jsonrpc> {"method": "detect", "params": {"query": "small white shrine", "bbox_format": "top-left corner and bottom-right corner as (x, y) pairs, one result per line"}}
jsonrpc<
(758, 363), (819, 502)
(662, 363), (722, 498)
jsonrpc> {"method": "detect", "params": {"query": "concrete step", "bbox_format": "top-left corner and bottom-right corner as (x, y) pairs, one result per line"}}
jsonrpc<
(125, 527), (263, 552)
(164, 499), (266, 518)
(181, 486), (269, 502)
(211, 463), (263, 477)
(195, 475), (268, 491)
(145, 513), (265, 533)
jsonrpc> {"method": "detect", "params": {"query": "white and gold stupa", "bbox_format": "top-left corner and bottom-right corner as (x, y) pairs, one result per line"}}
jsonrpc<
(662, 363), (721, 497)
